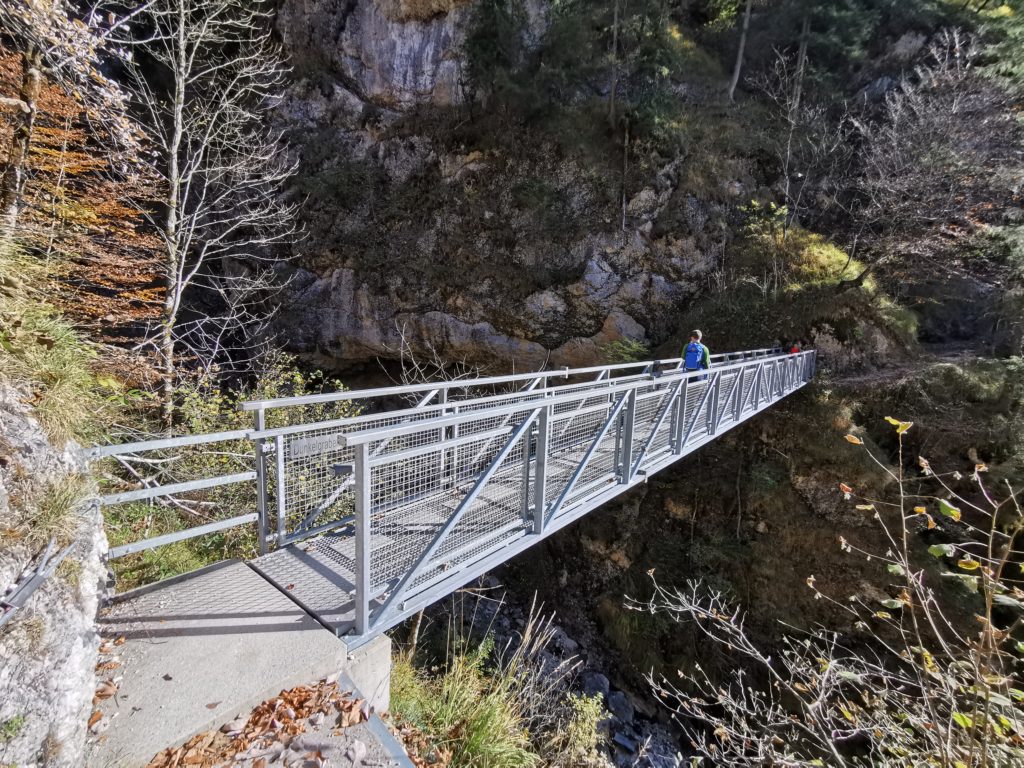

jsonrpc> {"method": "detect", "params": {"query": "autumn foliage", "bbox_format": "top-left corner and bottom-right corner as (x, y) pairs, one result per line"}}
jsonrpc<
(0, 47), (162, 353)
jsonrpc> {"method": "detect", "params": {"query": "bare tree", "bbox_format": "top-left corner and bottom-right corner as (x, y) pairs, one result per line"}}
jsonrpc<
(834, 28), (1022, 291)
(727, 0), (754, 103)
(754, 50), (854, 238)
(117, 0), (297, 425)
(0, 1), (142, 238)
(630, 418), (1024, 766)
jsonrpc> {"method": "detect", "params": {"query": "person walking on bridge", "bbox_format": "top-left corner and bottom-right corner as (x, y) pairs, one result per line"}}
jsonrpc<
(683, 330), (711, 373)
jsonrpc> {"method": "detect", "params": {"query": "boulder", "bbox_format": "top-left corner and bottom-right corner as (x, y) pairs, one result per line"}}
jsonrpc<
(582, 671), (610, 698)
(607, 690), (635, 724)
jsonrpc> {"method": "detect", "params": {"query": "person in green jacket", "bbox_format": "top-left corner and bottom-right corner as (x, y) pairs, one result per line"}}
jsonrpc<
(682, 330), (711, 372)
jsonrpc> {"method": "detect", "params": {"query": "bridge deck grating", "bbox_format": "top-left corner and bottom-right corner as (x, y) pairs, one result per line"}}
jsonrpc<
(250, 354), (813, 640)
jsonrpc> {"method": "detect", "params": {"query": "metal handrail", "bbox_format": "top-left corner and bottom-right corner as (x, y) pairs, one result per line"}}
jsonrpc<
(237, 348), (783, 412)
(248, 350), (795, 444)
(330, 353), (805, 447)
(83, 348), (805, 563)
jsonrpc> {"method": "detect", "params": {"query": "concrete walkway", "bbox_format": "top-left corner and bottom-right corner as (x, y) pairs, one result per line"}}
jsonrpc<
(85, 561), (397, 767)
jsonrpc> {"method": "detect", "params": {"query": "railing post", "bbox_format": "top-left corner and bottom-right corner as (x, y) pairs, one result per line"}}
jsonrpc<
(733, 368), (744, 422)
(521, 422), (535, 519)
(274, 435), (287, 545)
(532, 404), (550, 533)
(707, 373), (721, 435)
(671, 377), (688, 453)
(253, 408), (270, 555)
(354, 442), (372, 637)
(439, 389), (449, 488)
(619, 389), (636, 482)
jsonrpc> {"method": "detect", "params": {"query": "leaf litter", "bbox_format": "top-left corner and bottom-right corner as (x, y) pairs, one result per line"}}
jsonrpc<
(146, 678), (368, 767)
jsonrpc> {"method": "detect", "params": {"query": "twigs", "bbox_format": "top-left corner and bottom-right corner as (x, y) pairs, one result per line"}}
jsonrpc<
(630, 418), (1024, 766)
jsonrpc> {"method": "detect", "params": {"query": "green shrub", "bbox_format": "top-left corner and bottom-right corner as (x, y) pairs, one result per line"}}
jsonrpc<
(600, 339), (652, 364)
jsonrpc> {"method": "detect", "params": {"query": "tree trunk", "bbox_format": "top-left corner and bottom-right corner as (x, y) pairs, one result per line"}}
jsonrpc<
(159, 6), (188, 429)
(0, 47), (43, 239)
(160, 320), (176, 430)
(406, 609), (425, 661)
(621, 119), (629, 232)
(727, 0), (753, 103)
(608, 0), (620, 128)
(792, 14), (810, 117)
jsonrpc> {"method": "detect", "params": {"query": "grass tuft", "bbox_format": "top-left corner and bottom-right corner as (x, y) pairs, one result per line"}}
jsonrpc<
(20, 474), (88, 546)
(0, 715), (25, 744)
(391, 602), (607, 767)
(0, 248), (112, 443)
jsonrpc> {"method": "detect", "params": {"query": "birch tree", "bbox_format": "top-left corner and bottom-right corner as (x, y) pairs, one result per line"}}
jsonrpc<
(119, 0), (297, 424)
(727, 0), (753, 103)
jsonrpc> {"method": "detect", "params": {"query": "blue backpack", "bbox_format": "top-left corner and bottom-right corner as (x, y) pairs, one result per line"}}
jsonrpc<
(684, 342), (705, 370)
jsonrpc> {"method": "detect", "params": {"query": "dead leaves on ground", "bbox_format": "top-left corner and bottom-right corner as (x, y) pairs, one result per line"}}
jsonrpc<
(146, 679), (368, 768)
(388, 716), (452, 768)
(94, 679), (118, 703)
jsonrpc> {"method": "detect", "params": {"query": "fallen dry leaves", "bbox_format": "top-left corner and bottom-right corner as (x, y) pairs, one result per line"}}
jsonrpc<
(385, 713), (451, 768)
(93, 679), (118, 704)
(145, 679), (368, 768)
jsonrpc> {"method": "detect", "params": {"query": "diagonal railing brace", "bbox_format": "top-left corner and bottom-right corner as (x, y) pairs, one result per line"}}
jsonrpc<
(629, 378), (685, 480)
(371, 409), (540, 627)
(545, 393), (630, 527)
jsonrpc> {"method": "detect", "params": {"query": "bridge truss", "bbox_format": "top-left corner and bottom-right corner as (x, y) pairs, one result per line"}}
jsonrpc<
(85, 349), (816, 646)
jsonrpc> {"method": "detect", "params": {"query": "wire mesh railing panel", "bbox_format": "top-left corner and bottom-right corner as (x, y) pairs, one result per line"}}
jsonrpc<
(408, 435), (529, 593)
(630, 386), (674, 470)
(636, 388), (680, 473)
(680, 378), (712, 447)
(715, 371), (738, 430)
(280, 428), (355, 535)
(368, 451), (449, 590)
(559, 426), (619, 511)
(544, 401), (618, 512)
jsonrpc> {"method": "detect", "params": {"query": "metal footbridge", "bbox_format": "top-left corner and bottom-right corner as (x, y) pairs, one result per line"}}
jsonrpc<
(86, 348), (815, 646)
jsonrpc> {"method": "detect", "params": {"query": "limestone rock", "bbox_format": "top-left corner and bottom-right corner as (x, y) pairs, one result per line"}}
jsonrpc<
(278, 0), (473, 107)
(626, 187), (658, 218)
(583, 671), (610, 698)
(607, 691), (635, 724)
(0, 385), (108, 768)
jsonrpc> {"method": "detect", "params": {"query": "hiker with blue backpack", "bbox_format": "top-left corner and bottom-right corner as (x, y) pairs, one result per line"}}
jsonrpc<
(682, 330), (711, 373)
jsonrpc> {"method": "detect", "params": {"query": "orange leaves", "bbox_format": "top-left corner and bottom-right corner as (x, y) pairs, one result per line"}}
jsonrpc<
(146, 678), (368, 768)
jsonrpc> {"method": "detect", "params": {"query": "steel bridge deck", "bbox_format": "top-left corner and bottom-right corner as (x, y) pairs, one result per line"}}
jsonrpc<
(251, 432), (618, 636)
(249, 353), (814, 641)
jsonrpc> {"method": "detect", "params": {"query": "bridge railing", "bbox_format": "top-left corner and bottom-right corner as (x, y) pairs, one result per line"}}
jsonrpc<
(329, 351), (816, 639)
(82, 348), (808, 568)
(239, 348), (788, 549)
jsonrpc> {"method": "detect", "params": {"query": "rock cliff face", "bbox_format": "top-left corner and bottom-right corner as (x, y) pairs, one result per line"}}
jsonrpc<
(0, 386), (107, 768)
(273, 0), (730, 371)
(278, 0), (475, 108)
